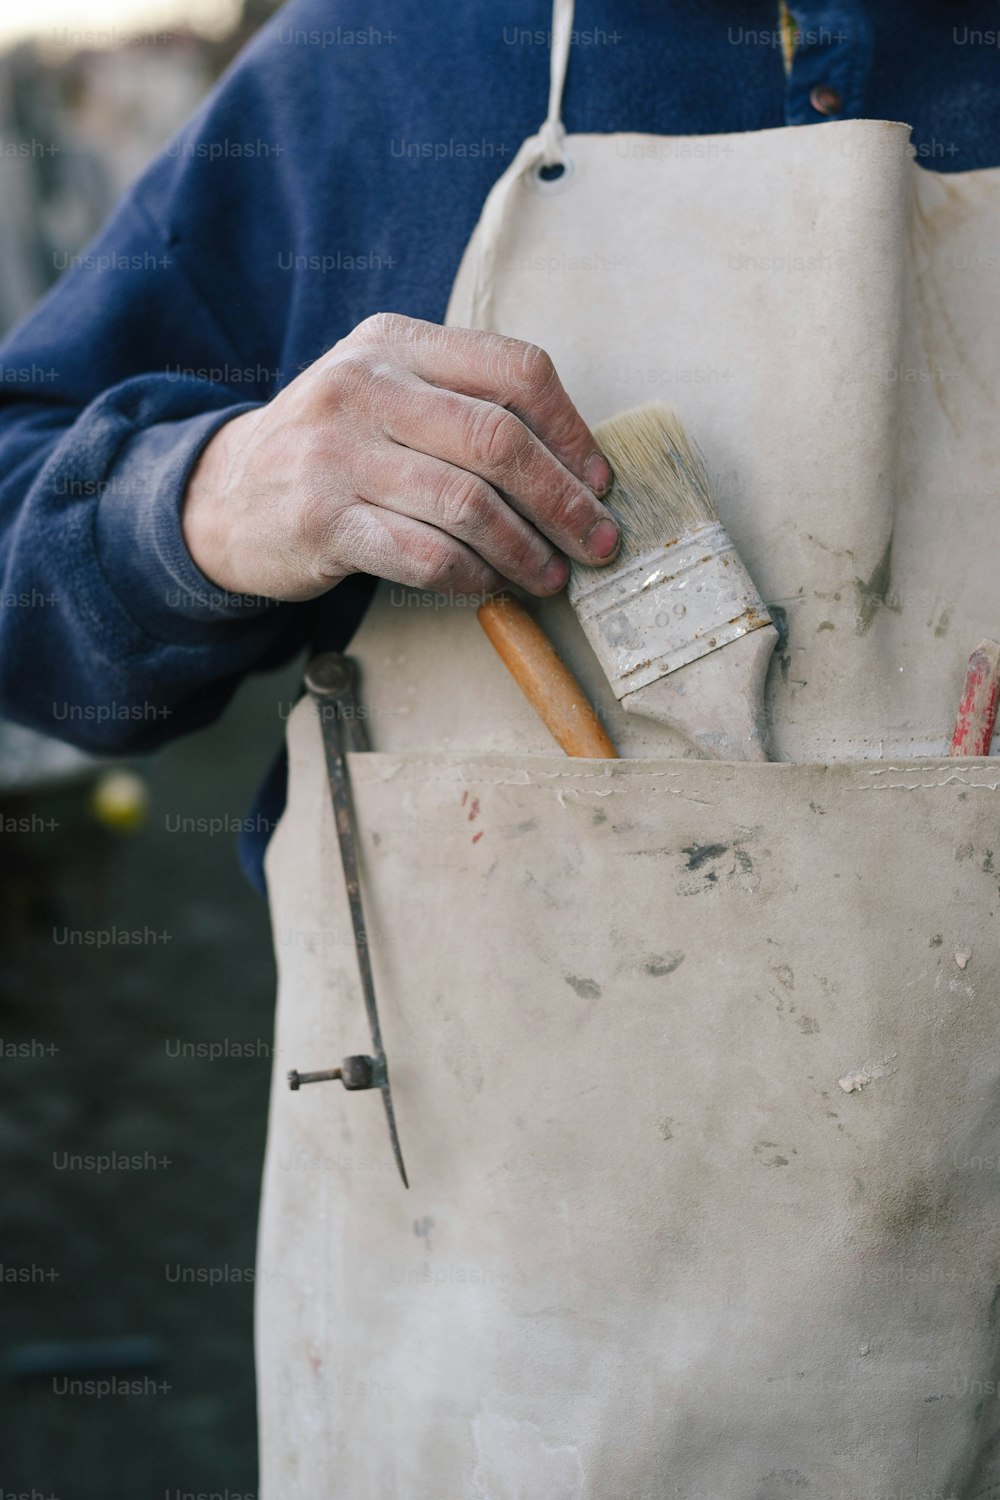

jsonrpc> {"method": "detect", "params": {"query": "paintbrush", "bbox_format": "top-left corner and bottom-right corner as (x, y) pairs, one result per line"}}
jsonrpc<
(567, 402), (778, 760)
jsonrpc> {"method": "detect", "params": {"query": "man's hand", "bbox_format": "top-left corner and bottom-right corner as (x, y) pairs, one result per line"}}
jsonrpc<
(181, 313), (618, 601)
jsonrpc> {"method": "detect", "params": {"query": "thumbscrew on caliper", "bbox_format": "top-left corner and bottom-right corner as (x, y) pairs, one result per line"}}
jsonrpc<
(287, 1055), (378, 1092)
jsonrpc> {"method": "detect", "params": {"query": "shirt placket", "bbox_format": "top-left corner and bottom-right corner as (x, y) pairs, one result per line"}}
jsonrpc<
(782, 1), (874, 123)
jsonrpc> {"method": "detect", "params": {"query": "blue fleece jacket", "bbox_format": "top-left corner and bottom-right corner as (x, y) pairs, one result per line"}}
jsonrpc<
(2, 0), (999, 892)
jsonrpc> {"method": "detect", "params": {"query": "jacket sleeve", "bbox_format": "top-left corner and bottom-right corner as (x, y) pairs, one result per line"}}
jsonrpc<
(0, 110), (302, 754)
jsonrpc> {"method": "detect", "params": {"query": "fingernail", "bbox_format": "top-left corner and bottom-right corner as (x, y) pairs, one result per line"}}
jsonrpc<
(585, 517), (620, 561)
(584, 451), (613, 497)
(542, 554), (569, 591)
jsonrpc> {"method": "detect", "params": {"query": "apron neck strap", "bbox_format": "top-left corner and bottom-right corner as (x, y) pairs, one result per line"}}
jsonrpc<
(539, 0), (574, 165)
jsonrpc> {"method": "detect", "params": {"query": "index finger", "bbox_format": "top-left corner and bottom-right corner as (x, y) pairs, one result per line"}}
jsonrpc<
(356, 314), (614, 498)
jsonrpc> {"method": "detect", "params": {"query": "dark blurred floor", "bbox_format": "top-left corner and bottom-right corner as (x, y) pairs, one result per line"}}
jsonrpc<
(1, 656), (302, 1498)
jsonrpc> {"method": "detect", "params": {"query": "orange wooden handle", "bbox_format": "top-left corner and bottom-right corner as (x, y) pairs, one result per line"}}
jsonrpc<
(478, 594), (617, 759)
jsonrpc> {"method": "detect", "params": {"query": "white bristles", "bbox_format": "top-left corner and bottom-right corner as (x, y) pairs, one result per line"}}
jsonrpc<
(583, 402), (719, 567)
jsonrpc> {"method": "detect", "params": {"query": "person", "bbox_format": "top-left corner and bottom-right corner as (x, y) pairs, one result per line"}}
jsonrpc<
(10, 6), (1000, 1494)
(1, 0), (998, 891)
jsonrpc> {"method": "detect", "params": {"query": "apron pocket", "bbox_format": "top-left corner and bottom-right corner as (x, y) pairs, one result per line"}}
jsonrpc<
(260, 740), (1000, 1500)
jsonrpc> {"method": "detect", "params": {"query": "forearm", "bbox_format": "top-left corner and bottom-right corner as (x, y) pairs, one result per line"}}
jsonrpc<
(0, 384), (295, 752)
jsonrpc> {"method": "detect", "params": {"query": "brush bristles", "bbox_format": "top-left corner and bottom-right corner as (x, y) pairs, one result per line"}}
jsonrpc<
(581, 402), (719, 569)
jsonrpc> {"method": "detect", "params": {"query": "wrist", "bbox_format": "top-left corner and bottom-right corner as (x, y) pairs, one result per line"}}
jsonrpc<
(182, 409), (259, 593)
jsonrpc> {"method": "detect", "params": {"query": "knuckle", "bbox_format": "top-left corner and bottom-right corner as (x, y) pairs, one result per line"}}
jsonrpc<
(511, 340), (557, 397)
(324, 354), (375, 405)
(439, 471), (495, 534)
(356, 310), (409, 344)
(413, 534), (465, 592)
(308, 501), (370, 583)
(504, 528), (545, 579)
(473, 406), (532, 472)
(431, 387), (469, 429)
(544, 481), (595, 537)
(544, 397), (588, 453)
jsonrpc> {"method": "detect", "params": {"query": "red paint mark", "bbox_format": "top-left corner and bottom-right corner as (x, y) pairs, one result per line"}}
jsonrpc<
(467, 797), (480, 823)
(950, 643), (1000, 756)
(460, 790), (468, 808)
(471, 830), (484, 844)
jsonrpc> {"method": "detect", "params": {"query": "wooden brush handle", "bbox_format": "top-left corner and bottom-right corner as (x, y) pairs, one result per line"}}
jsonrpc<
(478, 594), (617, 759)
(949, 638), (1000, 756)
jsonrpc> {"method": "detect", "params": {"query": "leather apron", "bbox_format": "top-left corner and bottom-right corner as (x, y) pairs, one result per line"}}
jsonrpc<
(257, 3), (1000, 1494)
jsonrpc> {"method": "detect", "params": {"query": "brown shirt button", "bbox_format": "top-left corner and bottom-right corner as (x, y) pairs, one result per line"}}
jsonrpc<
(810, 84), (844, 116)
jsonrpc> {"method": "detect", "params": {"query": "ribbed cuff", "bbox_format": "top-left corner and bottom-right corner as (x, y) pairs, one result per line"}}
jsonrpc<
(95, 402), (280, 637)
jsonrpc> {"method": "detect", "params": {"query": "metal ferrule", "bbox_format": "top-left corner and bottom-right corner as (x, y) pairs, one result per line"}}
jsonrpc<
(568, 521), (772, 699)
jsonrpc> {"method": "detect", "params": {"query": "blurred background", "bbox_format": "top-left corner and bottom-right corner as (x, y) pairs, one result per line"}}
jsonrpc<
(1, 2), (294, 1494)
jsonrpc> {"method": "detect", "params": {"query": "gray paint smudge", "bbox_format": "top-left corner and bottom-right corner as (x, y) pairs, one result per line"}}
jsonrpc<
(565, 974), (601, 1000)
(682, 842), (729, 872)
(854, 531), (901, 635)
(646, 953), (685, 977)
(755, 1140), (790, 1168)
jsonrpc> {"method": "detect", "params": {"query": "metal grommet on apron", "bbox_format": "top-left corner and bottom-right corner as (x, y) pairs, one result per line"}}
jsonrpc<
(257, 1), (1000, 1494)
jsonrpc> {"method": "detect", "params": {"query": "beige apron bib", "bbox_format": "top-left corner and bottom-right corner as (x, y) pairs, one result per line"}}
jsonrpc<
(257, 4), (1000, 1494)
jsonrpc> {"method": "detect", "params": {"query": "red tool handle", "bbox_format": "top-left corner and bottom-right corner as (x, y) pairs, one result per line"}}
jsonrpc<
(949, 639), (1000, 757)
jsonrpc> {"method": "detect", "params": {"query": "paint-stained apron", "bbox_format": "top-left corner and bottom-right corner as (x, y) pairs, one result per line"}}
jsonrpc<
(257, 2), (1000, 1494)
